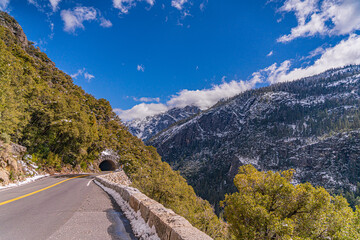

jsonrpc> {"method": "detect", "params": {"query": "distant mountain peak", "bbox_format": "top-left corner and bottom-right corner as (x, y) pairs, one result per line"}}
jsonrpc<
(127, 105), (201, 142)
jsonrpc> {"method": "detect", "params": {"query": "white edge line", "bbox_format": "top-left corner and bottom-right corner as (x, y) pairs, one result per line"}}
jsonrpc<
(87, 179), (93, 187)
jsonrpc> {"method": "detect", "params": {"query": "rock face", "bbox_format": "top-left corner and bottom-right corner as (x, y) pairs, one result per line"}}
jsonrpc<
(0, 141), (27, 185)
(148, 65), (360, 210)
(0, 11), (28, 48)
(127, 106), (201, 142)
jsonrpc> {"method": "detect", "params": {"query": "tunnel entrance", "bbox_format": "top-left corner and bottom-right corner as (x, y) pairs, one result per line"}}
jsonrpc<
(99, 160), (117, 171)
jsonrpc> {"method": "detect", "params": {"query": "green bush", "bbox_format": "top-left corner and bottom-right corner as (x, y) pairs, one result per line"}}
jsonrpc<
(222, 165), (360, 240)
(0, 133), (10, 143)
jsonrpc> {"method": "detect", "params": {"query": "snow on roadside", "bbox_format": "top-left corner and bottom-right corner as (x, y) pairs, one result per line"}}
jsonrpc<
(19, 159), (39, 176)
(0, 174), (49, 190)
(94, 180), (160, 240)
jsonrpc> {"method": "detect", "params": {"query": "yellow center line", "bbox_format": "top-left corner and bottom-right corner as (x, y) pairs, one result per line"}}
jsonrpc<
(0, 175), (89, 206)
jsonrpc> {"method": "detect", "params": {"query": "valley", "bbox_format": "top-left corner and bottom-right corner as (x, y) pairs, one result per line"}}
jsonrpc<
(129, 66), (360, 212)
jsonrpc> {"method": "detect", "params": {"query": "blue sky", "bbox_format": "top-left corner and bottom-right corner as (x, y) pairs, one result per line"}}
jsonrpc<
(1, 0), (360, 120)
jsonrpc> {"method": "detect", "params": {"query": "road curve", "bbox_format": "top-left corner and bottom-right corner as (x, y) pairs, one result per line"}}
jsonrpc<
(0, 174), (137, 240)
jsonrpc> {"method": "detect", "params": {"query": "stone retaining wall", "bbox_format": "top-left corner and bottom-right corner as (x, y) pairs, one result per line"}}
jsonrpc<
(95, 173), (213, 240)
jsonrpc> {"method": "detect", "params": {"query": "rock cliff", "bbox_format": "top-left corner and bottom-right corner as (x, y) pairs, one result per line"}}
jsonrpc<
(0, 12), (28, 48)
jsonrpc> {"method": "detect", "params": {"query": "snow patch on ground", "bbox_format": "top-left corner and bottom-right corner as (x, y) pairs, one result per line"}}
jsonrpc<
(101, 149), (112, 156)
(94, 180), (160, 240)
(238, 156), (259, 168)
(0, 174), (49, 190)
(19, 159), (39, 176)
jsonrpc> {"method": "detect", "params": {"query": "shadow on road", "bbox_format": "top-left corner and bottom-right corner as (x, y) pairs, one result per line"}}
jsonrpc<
(53, 174), (93, 179)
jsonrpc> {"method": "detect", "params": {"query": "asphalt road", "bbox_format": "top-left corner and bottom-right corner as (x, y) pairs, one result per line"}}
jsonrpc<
(0, 174), (137, 240)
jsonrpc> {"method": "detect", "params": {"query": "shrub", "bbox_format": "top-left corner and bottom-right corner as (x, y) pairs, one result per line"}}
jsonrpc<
(222, 165), (360, 240)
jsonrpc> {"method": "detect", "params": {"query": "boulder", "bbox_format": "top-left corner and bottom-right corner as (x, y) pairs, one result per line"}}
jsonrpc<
(0, 169), (9, 185)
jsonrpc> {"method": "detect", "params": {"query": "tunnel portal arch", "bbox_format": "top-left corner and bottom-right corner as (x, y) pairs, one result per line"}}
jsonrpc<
(99, 160), (117, 171)
(98, 150), (120, 171)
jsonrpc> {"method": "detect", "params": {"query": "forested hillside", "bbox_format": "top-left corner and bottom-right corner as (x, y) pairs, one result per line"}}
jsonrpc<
(0, 12), (226, 239)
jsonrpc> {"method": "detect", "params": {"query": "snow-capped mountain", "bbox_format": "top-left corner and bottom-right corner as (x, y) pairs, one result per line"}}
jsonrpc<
(148, 65), (360, 212)
(127, 106), (201, 141)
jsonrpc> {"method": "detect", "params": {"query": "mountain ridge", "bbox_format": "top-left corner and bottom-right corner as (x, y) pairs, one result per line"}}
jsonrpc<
(127, 105), (201, 141)
(148, 65), (360, 212)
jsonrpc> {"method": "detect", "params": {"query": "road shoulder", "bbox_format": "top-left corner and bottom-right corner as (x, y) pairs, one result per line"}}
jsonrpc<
(48, 180), (137, 240)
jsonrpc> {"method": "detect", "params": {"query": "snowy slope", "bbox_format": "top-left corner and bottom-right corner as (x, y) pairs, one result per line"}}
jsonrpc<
(148, 65), (360, 211)
(127, 106), (200, 142)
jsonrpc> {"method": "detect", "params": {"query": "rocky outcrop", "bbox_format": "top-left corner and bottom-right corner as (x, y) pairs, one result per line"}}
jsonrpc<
(0, 11), (28, 48)
(0, 169), (9, 185)
(0, 141), (27, 185)
(0, 11), (55, 68)
(96, 172), (212, 240)
(10, 143), (27, 159)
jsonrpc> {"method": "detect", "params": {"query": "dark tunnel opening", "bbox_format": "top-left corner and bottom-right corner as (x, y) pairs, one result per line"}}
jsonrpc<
(99, 160), (117, 171)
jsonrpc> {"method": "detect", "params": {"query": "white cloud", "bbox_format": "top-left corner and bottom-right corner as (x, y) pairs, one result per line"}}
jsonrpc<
(115, 103), (168, 121)
(84, 72), (95, 81)
(146, 0), (155, 6)
(171, 0), (188, 10)
(60, 7), (97, 33)
(267, 51), (274, 57)
(133, 97), (160, 102)
(71, 68), (95, 82)
(28, 0), (59, 12)
(100, 17), (113, 28)
(278, 0), (360, 42)
(167, 79), (259, 109)
(254, 60), (292, 84)
(49, 0), (61, 12)
(48, 22), (55, 39)
(0, 0), (9, 11)
(70, 69), (84, 79)
(112, 0), (188, 14)
(280, 0), (319, 24)
(200, 0), (208, 11)
(27, 0), (42, 10)
(113, 0), (154, 14)
(257, 34), (360, 83)
(119, 77), (261, 121)
(113, 0), (136, 14)
(137, 64), (145, 72)
(302, 46), (326, 60)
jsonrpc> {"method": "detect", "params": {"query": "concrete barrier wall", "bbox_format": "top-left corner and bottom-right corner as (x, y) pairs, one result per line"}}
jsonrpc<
(95, 174), (213, 240)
